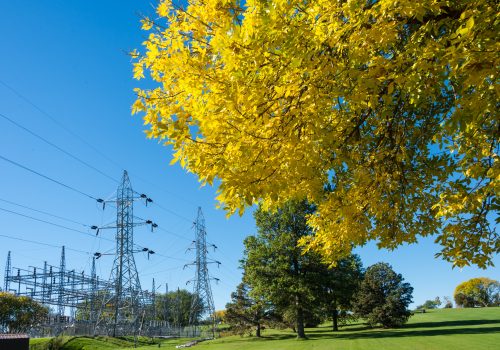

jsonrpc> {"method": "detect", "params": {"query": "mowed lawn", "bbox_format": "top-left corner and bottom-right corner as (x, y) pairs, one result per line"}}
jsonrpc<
(29, 307), (500, 350)
(196, 307), (500, 350)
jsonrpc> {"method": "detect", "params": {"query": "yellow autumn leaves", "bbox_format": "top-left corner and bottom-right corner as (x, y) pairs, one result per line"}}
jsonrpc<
(133, 0), (499, 268)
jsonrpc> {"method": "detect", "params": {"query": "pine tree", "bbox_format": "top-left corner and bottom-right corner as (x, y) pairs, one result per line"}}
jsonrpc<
(225, 282), (275, 337)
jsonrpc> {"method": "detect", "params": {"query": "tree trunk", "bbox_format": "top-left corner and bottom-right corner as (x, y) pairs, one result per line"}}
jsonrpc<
(332, 308), (339, 331)
(256, 322), (261, 337)
(296, 296), (306, 339)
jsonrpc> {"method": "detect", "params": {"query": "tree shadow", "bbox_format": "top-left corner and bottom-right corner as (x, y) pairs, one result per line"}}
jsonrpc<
(260, 333), (296, 341)
(295, 319), (500, 340)
(330, 327), (500, 340)
(214, 319), (500, 344)
(405, 319), (499, 329)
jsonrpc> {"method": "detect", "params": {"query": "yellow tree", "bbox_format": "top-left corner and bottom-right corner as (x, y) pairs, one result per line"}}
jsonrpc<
(454, 277), (500, 307)
(133, 0), (499, 268)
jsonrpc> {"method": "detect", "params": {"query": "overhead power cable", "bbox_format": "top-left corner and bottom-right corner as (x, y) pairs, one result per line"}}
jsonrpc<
(0, 203), (185, 262)
(0, 79), (193, 204)
(0, 205), (155, 257)
(0, 233), (90, 255)
(153, 202), (194, 224)
(0, 154), (99, 201)
(156, 225), (192, 242)
(0, 197), (89, 228)
(0, 112), (119, 184)
(0, 79), (199, 229)
(150, 252), (190, 263)
(0, 206), (99, 238)
(0, 79), (125, 173)
(140, 264), (186, 277)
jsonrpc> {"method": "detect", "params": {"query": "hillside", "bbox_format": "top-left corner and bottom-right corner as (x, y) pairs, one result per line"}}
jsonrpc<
(30, 307), (500, 350)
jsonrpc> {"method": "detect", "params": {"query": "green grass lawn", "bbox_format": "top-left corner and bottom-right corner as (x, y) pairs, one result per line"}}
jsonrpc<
(29, 307), (500, 350)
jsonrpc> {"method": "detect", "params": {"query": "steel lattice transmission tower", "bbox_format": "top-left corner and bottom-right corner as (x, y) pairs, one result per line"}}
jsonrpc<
(187, 207), (219, 333)
(96, 171), (146, 336)
(57, 246), (66, 317)
(4, 251), (11, 292)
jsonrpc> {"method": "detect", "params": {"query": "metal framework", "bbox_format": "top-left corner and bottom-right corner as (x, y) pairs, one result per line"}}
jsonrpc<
(95, 170), (153, 336)
(186, 207), (219, 336)
(4, 248), (108, 323)
(2, 171), (216, 339)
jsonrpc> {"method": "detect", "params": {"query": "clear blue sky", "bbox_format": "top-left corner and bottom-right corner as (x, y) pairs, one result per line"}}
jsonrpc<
(0, 0), (497, 312)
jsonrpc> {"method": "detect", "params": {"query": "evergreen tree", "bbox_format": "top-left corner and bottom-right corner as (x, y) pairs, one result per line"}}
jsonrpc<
(318, 254), (364, 331)
(353, 263), (413, 328)
(225, 282), (275, 337)
(242, 201), (324, 339)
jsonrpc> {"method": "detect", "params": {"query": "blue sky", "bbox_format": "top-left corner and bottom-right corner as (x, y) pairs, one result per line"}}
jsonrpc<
(0, 0), (497, 312)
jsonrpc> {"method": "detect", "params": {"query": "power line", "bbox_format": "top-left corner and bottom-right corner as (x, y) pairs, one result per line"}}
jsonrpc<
(0, 206), (120, 249)
(0, 197), (90, 228)
(0, 112), (119, 184)
(0, 113), (197, 230)
(0, 233), (90, 255)
(0, 79), (126, 173)
(1, 80), (207, 250)
(0, 205), (156, 257)
(0, 154), (99, 201)
(153, 202), (194, 224)
(141, 264), (186, 277)
(0, 79), (197, 208)
(0, 158), (201, 265)
(156, 225), (193, 243)
(130, 172), (198, 207)
(0, 206), (99, 239)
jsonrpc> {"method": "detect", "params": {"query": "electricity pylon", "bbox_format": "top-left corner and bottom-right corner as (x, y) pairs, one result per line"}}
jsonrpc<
(58, 246), (66, 317)
(186, 207), (219, 337)
(4, 251), (11, 292)
(95, 170), (155, 336)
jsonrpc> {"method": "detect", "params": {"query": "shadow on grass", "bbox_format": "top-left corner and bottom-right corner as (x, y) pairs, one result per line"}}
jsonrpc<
(214, 319), (500, 345)
(303, 319), (500, 340)
(328, 327), (500, 340)
(406, 319), (499, 329)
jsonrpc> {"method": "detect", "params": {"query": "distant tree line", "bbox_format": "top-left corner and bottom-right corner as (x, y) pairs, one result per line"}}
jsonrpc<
(224, 201), (414, 338)
(415, 278), (500, 311)
(150, 288), (204, 327)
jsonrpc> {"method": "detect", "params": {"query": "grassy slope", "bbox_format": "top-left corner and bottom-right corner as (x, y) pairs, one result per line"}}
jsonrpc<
(29, 308), (500, 350)
(197, 307), (500, 350)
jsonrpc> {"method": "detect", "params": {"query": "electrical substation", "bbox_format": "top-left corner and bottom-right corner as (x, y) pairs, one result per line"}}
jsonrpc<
(3, 171), (219, 338)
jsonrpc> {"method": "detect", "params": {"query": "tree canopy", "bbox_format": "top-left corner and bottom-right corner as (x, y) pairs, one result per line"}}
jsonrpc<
(0, 292), (48, 333)
(134, 0), (499, 267)
(454, 277), (500, 307)
(318, 254), (364, 331)
(242, 201), (323, 338)
(224, 282), (276, 337)
(416, 297), (442, 310)
(353, 262), (413, 328)
(150, 289), (203, 326)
